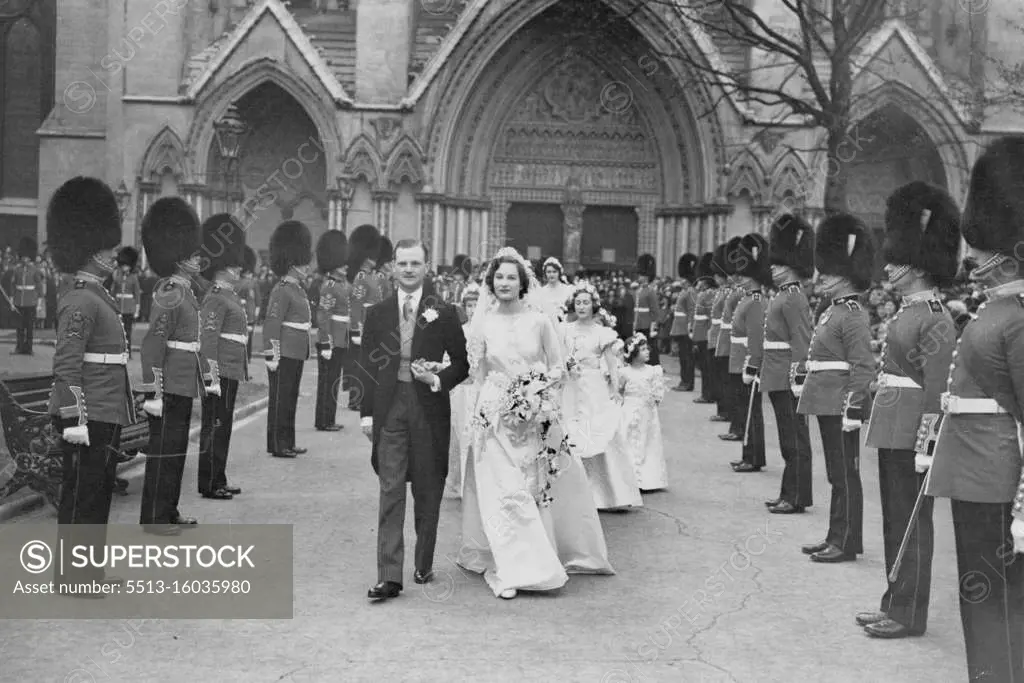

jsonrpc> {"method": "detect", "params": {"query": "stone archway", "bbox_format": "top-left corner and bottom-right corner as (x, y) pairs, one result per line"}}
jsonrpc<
(423, 0), (722, 271)
(847, 104), (948, 233)
(204, 81), (329, 251)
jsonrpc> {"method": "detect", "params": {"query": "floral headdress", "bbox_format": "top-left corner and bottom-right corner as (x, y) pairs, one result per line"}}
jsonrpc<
(623, 332), (648, 361)
(543, 257), (563, 273)
(566, 282), (617, 328)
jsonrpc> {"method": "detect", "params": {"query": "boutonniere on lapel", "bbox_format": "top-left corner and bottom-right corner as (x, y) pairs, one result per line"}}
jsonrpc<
(421, 307), (440, 324)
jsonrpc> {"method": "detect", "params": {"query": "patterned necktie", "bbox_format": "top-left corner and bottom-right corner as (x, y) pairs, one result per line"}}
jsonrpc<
(403, 294), (413, 322)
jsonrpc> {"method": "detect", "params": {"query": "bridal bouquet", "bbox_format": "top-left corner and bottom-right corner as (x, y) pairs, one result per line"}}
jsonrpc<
(501, 370), (558, 427)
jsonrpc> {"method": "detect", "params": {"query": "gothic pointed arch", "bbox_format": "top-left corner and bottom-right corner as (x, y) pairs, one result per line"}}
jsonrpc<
(185, 58), (341, 185)
(726, 151), (767, 204)
(342, 134), (384, 188)
(139, 125), (186, 183)
(384, 135), (426, 190)
(769, 152), (810, 207)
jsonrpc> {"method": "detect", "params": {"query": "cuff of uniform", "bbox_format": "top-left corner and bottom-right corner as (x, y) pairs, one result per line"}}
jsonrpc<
(844, 406), (864, 422)
(316, 342), (331, 352)
(360, 416), (372, 429)
(915, 413), (942, 454)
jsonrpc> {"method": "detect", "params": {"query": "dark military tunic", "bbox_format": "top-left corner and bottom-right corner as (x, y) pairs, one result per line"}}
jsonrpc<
(760, 282), (812, 394)
(263, 277), (312, 361)
(200, 281), (249, 382)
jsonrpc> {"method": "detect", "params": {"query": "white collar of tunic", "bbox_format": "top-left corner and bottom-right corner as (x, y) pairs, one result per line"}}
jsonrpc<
(902, 289), (939, 304)
(983, 280), (1024, 300)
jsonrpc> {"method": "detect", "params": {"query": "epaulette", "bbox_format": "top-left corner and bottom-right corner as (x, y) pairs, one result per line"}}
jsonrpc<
(161, 279), (178, 292)
(211, 284), (222, 294)
(74, 279), (86, 289)
(928, 300), (944, 314)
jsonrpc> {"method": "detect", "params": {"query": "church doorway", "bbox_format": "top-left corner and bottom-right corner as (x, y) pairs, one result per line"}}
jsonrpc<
(504, 202), (564, 263)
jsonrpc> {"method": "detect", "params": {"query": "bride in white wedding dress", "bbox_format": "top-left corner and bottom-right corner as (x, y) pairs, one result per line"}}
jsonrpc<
(456, 247), (614, 599)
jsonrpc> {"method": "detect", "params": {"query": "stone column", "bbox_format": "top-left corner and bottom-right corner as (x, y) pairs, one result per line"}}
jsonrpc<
(373, 190), (396, 237)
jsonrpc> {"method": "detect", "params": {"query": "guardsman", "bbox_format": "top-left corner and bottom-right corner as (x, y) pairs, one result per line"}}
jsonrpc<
(729, 234), (769, 472)
(314, 229), (350, 432)
(376, 236), (394, 301)
(633, 254), (661, 365)
(110, 246), (141, 357)
(671, 253), (698, 391)
(797, 214), (876, 563)
(138, 197), (206, 536)
(926, 137), (1024, 681)
(12, 237), (43, 354)
(763, 214), (815, 514)
(692, 252), (717, 404)
(264, 220), (313, 458)
(708, 244), (732, 422)
(718, 237), (746, 440)
(197, 214), (248, 501)
(47, 177), (134, 594)
(344, 224), (383, 411)
(239, 246), (260, 363)
(856, 182), (960, 639)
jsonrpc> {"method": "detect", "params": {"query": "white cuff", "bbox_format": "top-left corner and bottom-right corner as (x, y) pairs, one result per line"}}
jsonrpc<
(360, 416), (372, 428)
(430, 375), (441, 393)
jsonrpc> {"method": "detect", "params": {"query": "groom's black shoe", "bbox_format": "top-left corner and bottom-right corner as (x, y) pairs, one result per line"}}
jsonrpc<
(414, 570), (433, 584)
(367, 581), (402, 600)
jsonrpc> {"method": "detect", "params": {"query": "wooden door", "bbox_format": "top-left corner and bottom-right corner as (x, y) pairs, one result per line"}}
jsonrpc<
(504, 202), (564, 262)
(581, 206), (638, 271)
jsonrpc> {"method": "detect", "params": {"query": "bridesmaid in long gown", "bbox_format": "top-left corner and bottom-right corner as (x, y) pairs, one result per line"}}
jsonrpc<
(457, 249), (613, 599)
(561, 284), (642, 510)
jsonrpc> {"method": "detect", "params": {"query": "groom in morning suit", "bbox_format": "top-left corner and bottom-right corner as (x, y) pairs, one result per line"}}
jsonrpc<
(358, 238), (470, 600)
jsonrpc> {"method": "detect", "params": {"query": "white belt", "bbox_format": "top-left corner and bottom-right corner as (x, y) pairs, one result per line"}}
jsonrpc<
(636, 308), (650, 313)
(877, 372), (921, 389)
(942, 393), (1008, 415)
(764, 341), (791, 350)
(220, 333), (247, 344)
(720, 323), (732, 330)
(331, 315), (351, 323)
(166, 341), (199, 352)
(283, 322), (311, 331)
(731, 337), (748, 346)
(711, 318), (722, 325)
(116, 293), (133, 298)
(673, 312), (687, 317)
(16, 285), (34, 290)
(806, 360), (850, 372)
(83, 352), (128, 365)
(694, 315), (709, 321)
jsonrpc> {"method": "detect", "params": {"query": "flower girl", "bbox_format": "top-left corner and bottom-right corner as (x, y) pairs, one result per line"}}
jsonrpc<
(444, 283), (481, 499)
(614, 333), (668, 491)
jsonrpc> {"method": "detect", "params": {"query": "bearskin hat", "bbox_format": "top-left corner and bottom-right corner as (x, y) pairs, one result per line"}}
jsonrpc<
(46, 177), (121, 274)
(346, 223), (381, 282)
(141, 197), (201, 277)
(242, 246), (258, 275)
(269, 220), (312, 277)
(116, 246), (139, 271)
(677, 253), (698, 283)
(636, 253), (656, 279)
(961, 136), (1024, 259)
(713, 237), (743, 277)
(769, 214), (815, 278)
(731, 233), (773, 288)
(883, 181), (961, 287)
(199, 213), (246, 278)
(815, 213), (876, 291)
(696, 251), (717, 284)
(376, 235), (393, 267)
(316, 230), (348, 274)
(18, 237), (37, 260)
(453, 253), (474, 279)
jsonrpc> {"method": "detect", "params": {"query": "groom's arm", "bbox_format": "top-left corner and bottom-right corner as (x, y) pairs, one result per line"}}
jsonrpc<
(357, 306), (379, 420)
(436, 305), (469, 392)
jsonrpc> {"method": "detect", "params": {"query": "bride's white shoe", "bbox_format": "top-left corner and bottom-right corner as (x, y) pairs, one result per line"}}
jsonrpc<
(499, 589), (517, 600)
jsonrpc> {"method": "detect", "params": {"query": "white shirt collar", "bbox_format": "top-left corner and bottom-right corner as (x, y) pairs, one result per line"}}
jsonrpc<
(399, 287), (423, 312)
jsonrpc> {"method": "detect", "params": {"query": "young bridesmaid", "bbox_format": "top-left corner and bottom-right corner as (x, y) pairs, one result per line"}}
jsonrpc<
(614, 334), (669, 491)
(444, 283), (481, 499)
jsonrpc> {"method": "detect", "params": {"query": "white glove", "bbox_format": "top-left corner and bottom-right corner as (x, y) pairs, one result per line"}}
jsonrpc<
(62, 424), (90, 446)
(321, 349), (333, 360)
(914, 453), (933, 473)
(841, 417), (861, 432)
(360, 416), (373, 441)
(142, 399), (163, 417)
(1012, 519), (1024, 555)
(351, 335), (361, 346)
(265, 360), (279, 373)
(206, 383), (221, 396)
(791, 384), (803, 398)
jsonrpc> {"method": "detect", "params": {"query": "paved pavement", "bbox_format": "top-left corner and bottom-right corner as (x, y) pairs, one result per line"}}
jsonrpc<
(0, 356), (968, 682)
